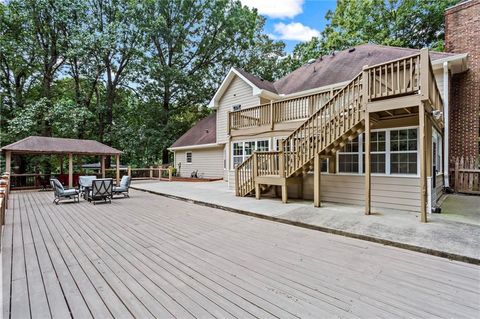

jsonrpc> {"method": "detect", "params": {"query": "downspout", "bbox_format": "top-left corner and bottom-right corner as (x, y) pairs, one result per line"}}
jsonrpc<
(443, 61), (450, 188)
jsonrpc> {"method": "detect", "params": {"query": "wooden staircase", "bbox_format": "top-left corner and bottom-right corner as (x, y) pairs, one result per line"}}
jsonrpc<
(236, 72), (365, 197)
(235, 49), (444, 205)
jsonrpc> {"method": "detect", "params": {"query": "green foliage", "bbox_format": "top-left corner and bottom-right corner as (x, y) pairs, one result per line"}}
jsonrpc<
(1, 0), (285, 169)
(321, 0), (461, 52)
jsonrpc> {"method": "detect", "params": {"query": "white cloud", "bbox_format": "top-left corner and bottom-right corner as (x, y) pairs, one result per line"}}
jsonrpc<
(240, 0), (304, 19)
(271, 22), (320, 41)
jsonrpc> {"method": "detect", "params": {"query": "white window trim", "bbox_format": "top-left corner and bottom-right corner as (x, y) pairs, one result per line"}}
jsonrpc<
(185, 151), (193, 164)
(231, 138), (271, 168)
(432, 128), (443, 176)
(336, 126), (420, 177)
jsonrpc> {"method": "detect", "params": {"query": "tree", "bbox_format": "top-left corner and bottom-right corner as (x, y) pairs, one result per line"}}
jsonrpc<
(87, 0), (145, 145)
(320, 0), (462, 53)
(141, 0), (270, 163)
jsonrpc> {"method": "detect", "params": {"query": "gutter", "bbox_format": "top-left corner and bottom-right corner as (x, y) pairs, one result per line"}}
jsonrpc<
(168, 143), (223, 151)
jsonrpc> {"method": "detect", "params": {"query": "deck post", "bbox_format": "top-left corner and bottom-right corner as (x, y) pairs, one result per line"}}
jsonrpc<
(419, 102), (428, 222)
(68, 153), (73, 188)
(253, 153), (260, 200)
(101, 156), (106, 178)
(149, 166), (153, 179)
(168, 167), (173, 181)
(116, 154), (120, 185)
(127, 165), (131, 177)
(420, 48), (429, 101)
(314, 153), (321, 207)
(364, 111), (371, 215)
(281, 182), (288, 204)
(279, 140), (288, 203)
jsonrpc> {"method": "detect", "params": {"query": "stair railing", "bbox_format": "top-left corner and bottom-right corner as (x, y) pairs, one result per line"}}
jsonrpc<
(235, 154), (256, 196)
(282, 73), (365, 177)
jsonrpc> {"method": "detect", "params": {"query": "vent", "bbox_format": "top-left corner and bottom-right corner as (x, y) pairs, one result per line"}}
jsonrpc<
(232, 104), (241, 111)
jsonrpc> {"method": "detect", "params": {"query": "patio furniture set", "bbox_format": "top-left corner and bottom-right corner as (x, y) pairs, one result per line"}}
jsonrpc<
(50, 175), (131, 205)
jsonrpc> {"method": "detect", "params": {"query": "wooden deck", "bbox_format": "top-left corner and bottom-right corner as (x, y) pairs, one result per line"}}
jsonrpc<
(2, 190), (479, 318)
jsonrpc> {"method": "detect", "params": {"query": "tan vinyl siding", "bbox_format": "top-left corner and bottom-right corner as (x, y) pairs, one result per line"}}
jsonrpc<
(301, 174), (421, 212)
(435, 173), (444, 203)
(174, 147), (224, 179)
(217, 76), (260, 144)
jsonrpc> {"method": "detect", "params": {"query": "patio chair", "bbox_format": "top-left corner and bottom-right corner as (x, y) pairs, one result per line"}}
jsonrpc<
(79, 175), (97, 195)
(113, 175), (131, 198)
(89, 178), (113, 204)
(50, 178), (79, 205)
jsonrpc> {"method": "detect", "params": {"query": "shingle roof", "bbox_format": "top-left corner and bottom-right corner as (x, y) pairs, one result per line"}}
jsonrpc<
(1, 136), (122, 155)
(170, 113), (217, 148)
(235, 44), (458, 96)
(273, 44), (457, 95)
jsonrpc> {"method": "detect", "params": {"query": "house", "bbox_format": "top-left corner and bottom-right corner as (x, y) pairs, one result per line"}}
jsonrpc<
(169, 113), (224, 179)
(170, 0), (479, 222)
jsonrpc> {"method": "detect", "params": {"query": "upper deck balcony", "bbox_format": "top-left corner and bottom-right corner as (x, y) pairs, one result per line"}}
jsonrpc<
(228, 49), (444, 136)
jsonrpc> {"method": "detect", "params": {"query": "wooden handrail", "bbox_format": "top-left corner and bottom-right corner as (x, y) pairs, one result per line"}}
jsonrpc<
(229, 90), (331, 130)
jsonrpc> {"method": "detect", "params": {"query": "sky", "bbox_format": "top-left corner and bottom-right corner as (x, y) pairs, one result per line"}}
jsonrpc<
(240, 0), (337, 52)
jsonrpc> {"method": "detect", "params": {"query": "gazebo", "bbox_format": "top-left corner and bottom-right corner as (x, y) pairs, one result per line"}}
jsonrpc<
(0, 136), (123, 187)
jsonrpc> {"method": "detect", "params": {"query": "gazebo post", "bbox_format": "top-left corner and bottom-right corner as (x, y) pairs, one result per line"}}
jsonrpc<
(101, 155), (106, 178)
(5, 151), (11, 174)
(68, 153), (73, 188)
(59, 155), (64, 174)
(115, 154), (120, 185)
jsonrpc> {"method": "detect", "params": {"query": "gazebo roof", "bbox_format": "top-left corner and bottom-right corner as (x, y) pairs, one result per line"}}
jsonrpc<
(0, 136), (122, 155)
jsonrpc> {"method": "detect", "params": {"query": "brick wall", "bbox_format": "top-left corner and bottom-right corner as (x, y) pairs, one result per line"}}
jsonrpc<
(445, 0), (480, 168)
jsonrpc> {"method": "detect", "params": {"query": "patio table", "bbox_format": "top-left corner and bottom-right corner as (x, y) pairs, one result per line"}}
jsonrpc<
(79, 176), (97, 200)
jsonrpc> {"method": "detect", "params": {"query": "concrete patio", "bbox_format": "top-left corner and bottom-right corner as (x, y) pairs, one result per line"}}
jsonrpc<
(133, 180), (480, 263)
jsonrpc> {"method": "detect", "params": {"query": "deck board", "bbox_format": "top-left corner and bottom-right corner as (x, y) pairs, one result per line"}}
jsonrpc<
(2, 190), (480, 319)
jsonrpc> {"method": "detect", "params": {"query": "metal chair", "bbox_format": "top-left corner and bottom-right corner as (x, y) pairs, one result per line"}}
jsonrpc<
(113, 175), (131, 198)
(89, 178), (113, 204)
(50, 178), (79, 205)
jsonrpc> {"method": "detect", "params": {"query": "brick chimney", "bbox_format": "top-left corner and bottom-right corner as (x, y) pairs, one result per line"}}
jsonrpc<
(444, 0), (480, 165)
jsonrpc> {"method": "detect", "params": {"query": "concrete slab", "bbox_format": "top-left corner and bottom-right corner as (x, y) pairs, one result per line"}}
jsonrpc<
(132, 180), (480, 263)
(438, 194), (480, 226)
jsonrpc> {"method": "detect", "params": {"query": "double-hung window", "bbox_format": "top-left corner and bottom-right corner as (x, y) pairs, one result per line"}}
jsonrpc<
(186, 152), (192, 163)
(338, 136), (360, 173)
(337, 127), (419, 175)
(369, 131), (386, 174)
(390, 128), (418, 175)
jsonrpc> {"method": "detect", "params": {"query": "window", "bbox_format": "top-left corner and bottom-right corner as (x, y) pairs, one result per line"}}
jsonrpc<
(232, 142), (243, 167)
(186, 152), (192, 163)
(232, 139), (271, 167)
(368, 131), (386, 174)
(337, 127), (419, 175)
(338, 136), (360, 173)
(390, 128), (417, 175)
(321, 159), (329, 173)
(257, 140), (269, 151)
(432, 130), (443, 175)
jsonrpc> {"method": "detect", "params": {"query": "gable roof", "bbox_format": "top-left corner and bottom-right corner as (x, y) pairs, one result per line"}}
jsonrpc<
(234, 68), (277, 93)
(0, 136), (122, 155)
(208, 67), (277, 108)
(170, 113), (217, 149)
